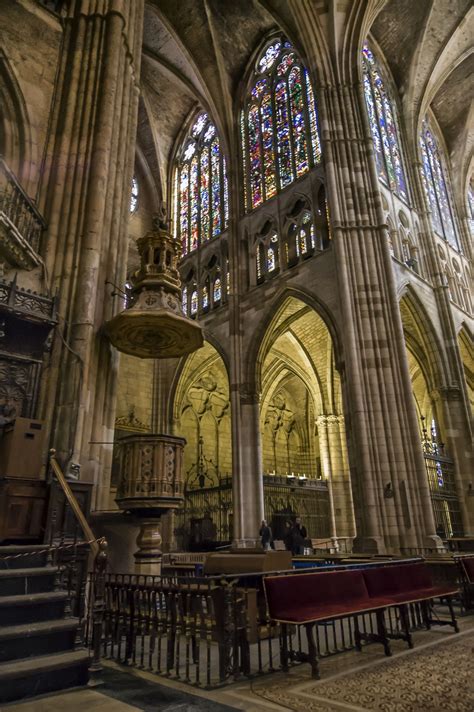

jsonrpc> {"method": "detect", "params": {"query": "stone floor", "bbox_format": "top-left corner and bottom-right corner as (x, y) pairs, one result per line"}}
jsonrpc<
(4, 617), (474, 712)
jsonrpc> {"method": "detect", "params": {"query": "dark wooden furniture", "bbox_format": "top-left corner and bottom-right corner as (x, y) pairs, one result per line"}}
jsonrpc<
(264, 569), (393, 679)
(45, 479), (93, 544)
(0, 477), (47, 541)
(263, 563), (459, 679)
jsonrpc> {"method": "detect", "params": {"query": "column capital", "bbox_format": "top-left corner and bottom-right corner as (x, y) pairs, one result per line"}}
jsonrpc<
(430, 386), (463, 403)
(316, 414), (344, 428)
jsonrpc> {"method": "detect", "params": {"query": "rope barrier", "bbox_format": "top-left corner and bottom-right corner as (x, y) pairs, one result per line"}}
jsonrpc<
(0, 537), (105, 562)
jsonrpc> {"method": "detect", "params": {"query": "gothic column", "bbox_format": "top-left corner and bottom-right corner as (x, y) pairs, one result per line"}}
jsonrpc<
(317, 415), (356, 544)
(431, 387), (474, 533)
(230, 389), (265, 547)
(406, 156), (474, 537)
(318, 79), (437, 553)
(37, 0), (144, 507)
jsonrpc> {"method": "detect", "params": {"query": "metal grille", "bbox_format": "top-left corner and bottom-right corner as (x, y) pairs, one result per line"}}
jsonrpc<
(175, 476), (331, 548)
(424, 452), (463, 537)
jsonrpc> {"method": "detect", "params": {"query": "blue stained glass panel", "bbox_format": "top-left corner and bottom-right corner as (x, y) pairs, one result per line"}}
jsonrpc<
(289, 66), (309, 176)
(362, 43), (408, 201)
(275, 80), (293, 187)
(420, 120), (459, 249)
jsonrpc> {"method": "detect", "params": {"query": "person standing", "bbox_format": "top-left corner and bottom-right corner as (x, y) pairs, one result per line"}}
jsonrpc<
(291, 517), (307, 555)
(259, 519), (273, 551)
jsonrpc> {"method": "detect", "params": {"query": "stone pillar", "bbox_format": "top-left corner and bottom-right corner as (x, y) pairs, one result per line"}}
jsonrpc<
(38, 0), (144, 507)
(432, 387), (474, 534)
(231, 389), (265, 547)
(406, 158), (474, 538)
(318, 82), (436, 553)
(317, 415), (356, 544)
(134, 519), (162, 575)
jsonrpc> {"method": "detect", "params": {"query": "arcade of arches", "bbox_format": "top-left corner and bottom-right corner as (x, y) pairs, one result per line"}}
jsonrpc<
(0, 0), (473, 565)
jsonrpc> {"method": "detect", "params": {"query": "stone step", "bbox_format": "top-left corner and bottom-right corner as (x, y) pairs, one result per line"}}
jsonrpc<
(0, 566), (59, 596)
(0, 590), (69, 625)
(0, 617), (79, 662)
(0, 649), (90, 703)
(0, 544), (50, 570)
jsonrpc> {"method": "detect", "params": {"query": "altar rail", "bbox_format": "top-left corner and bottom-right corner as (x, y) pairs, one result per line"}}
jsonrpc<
(85, 565), (433, 689)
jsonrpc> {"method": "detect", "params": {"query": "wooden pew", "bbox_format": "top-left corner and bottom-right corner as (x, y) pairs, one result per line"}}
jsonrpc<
(263, 569), (393, 679)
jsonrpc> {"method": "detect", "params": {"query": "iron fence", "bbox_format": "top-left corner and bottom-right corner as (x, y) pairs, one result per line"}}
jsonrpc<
(84, 568), (432, 689)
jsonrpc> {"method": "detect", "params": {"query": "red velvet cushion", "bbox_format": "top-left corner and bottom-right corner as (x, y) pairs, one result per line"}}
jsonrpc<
(385, 585), (458, 604)
(363, 563), (433, 598)
(461, 557), (474, 583)
(264, 570), (373, 621)
(277, 596), (391, 623)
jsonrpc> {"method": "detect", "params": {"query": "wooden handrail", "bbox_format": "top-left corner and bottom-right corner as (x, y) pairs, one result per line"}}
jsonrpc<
(49, 449), (99, 557)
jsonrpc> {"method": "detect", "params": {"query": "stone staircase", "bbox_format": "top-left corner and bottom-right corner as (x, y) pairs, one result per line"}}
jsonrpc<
(0, 544), (90, 704)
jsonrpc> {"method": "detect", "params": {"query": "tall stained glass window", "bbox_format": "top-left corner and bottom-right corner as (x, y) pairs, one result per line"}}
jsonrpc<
(175, 112), (228, 255)
(419, 118), (459, 250)
(241, 38), (322, 212)
(362, 43), (408, 203)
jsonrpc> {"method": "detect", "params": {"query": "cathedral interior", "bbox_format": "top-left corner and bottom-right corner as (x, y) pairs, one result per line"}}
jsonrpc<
(0, 0), (473, 709)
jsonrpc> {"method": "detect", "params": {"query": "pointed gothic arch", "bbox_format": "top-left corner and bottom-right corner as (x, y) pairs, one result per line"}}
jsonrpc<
(0, 49), (35, 190)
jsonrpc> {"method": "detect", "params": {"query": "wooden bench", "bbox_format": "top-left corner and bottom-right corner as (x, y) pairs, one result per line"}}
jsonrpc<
(263, 569), (393, 678)
(264, 562), (459, 678)
(362, 562), (459, 647)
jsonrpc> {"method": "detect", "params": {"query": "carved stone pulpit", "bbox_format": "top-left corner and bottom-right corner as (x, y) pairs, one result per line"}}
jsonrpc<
(105, 212), (203, 574)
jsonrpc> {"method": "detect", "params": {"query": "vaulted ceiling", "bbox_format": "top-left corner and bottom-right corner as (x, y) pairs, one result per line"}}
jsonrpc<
(138, 0), (473, 213)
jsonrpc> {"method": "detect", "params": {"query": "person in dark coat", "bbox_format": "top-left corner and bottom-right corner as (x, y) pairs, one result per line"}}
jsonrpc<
(291, 517), (307, 555)
(283, 520), (293, 552)
(259, 519), (273, 550)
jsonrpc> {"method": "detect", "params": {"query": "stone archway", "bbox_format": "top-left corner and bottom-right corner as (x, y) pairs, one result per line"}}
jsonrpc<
(257, 296), (354, 548)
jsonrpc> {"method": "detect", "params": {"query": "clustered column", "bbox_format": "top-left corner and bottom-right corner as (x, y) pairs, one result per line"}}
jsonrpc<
(38, 0), (144, 506)
(316, 415), (356, 546)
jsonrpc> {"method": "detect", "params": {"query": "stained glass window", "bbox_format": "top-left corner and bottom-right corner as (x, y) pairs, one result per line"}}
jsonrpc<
(419, 118), (459, 250)
(267, 246), (276, 272)
(190, 289), (198, 315)
(130, 176), (138, 213)
(293, 211), (316, 258)
(241, 38), (321, 212)
(182, 286), (188, 315)
(213, 277), (222, 304)
(362, 43), (408, 203)
(202, 282), (209, 310)
(175, 112), (228, 255)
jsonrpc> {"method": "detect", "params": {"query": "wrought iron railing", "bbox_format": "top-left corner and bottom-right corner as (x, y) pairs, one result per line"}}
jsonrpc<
(0, 156), (45, 255)
(421, 418), (463, 538)
(84, 566), (434, 689)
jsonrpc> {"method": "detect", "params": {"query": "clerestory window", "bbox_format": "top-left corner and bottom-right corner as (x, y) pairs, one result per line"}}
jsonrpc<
(240, 38), (322, 212)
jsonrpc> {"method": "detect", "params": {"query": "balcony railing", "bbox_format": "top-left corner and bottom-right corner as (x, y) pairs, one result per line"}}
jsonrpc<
(0, 157), (45, 263)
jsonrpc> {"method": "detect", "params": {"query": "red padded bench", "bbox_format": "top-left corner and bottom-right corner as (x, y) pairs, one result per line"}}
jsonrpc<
(362, 562), (459, 646)
(263, 569), (393, 678)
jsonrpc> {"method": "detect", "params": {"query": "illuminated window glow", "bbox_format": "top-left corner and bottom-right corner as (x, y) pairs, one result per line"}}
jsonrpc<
(419, 118), (459, 250)
(362, 43), (408, 202)
(241, 38), (321, 212)
(174, 113), (228, 255)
